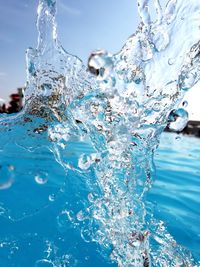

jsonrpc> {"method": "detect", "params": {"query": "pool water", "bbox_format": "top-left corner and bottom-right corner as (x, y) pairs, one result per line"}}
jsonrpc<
(149, 133), (200, 264)
(0, 132), (199, 266)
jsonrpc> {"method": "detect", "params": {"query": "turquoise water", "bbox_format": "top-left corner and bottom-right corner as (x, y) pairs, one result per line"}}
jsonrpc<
(149, 133), (200, 264)
(0, 132), (199, 266)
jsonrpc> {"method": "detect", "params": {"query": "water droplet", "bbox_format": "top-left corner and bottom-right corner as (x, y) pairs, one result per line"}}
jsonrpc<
(35, 171), (48, 185)
(0, 164), (15, 190)
(179, 72), (197, 91)
(35, 259), (54, 267)
(168, 58), (175, 65)
(168, 108), (188, 131)
(88, 50), (113, 80)
(182, 100), (188, 108)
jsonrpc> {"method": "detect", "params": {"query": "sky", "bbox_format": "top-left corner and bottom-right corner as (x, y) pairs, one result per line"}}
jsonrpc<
(0, 0), (138, 100)
(0, 0), (199, 120)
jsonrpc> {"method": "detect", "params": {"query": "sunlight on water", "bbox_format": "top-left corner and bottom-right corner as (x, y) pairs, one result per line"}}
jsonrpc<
(0, 0), (199, 266)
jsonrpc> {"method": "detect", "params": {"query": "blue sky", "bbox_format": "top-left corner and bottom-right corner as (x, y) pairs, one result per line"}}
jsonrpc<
(0, 0), (139, 100)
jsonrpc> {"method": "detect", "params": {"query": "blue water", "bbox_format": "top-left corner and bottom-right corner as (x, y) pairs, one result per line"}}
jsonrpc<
(0, 132), (199, 266)
(149, 133), (200, 264)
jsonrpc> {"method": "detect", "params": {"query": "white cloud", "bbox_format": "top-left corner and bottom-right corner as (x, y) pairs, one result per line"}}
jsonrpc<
(59, 1), (81, 16)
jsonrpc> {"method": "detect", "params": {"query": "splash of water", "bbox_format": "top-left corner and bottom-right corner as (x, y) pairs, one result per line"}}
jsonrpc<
(0, 0), (199, 266)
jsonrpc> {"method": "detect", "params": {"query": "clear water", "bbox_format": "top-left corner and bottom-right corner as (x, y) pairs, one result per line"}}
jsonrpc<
(0, 133), (199, 266)
(0, 0), (199, 266)
(149, 133), (200, 265)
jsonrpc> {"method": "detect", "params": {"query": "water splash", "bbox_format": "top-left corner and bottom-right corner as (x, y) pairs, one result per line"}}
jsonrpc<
(0, 0), (199, 266)
(167, 108), (189, 132)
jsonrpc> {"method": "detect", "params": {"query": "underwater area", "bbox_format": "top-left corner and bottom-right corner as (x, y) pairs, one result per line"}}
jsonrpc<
(0, 0), (199, 266)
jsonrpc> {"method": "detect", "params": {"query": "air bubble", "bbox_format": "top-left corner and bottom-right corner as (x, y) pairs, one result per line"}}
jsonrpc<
(78, 154), (92, 170)
(35, 171), (48, 185)
(57, 210), (74, 229)
(93, 230), (105, 244)
(85, 256), (90, 261)
(0, 164), (15, 190)
(81, 226), (92, 243)
(88, 192), (98, 203)
(76, 209), (90, 221)
(49, 194), (56, 202)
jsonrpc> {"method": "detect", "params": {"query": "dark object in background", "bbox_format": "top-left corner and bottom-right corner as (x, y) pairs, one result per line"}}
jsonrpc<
(0, 103), (7, 113)
(0, 88), (199, 138)
(7, 94), (21, 114)
(165, 120), (200, 137)
(182, 120), (200, 137)
(0, 88), (24, 114)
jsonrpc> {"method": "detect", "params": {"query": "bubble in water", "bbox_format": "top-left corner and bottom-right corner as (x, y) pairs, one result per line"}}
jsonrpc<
(57, 210), (74, 229)
(35, 259), (54, 267)
(35, 171), (48, 185)
(81, 226), (92, 243)
(168, 108), (189, 132)
(0, 164), (15, 190)
(78, 154), (92, 170)
(93, 230), (106, 244)
(88, 50), (113, 80)
(76, 209), (90, 221)
(85, 256), (90, 261)
(48, 194), (56, 202)
(88, 192), (98, 203)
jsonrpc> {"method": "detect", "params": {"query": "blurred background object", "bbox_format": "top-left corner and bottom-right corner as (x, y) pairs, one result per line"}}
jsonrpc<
(0, 87), (24, 114)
